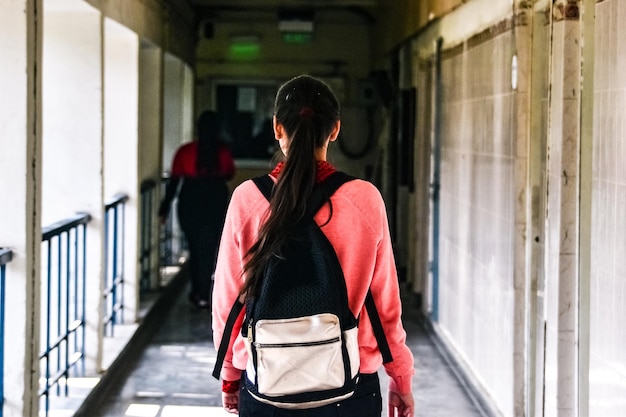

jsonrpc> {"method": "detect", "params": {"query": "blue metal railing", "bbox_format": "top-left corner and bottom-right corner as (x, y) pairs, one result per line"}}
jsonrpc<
(0, 248), (12, 417)
(160, 175), (175, 267)
(140, 180), (157, 293)
(104, 194), (129, 337)
(39, 213), (90, 415)
(160, 175), (187, 268)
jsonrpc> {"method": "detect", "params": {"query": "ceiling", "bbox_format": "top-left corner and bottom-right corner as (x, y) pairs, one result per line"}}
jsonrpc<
(184, 0), (380, 23)
(187, 0), (378, 8)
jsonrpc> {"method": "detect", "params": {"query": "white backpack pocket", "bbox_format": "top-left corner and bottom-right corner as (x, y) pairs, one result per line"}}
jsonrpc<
(252, 313), (351, 396)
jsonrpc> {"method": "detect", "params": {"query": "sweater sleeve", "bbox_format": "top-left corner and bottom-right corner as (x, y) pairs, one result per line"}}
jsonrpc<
(158, 145), (185, 218)
(218, 145), (236, 181)
(326, 181), (415, 395)
(170, 143), (192, 177)
(211, 181), (267, 381)
(371, 204), (415, 394)
(158, 177), (179, 219)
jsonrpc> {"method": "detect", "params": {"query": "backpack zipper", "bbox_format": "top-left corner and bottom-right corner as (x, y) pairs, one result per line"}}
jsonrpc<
(254, 336), (341, 349)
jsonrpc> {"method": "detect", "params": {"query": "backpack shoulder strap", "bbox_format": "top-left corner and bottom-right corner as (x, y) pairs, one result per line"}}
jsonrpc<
(365, 290), (393, 363)
(212, 298), (244, 380)
(251, 174), (274, 201)
(251, 172), (355, 217)
(307, 171), (354, 216)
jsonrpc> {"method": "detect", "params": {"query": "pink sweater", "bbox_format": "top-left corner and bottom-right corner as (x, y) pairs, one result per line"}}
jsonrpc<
(212, 176), (415, 395)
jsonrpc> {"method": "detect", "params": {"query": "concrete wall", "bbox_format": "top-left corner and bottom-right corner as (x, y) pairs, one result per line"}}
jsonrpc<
(85, 0), (196, 64)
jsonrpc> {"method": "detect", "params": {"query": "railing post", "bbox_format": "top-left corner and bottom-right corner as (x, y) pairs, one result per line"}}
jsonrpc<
(39, 214), (91, 416)
(160, 175), (187, 269)
(140, 180), (157, 294)
(104, 195), (129, 337)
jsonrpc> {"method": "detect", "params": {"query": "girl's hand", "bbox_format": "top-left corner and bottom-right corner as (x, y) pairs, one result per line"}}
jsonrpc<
(388, 390), (414, 417)
(222, 390), (239, 414)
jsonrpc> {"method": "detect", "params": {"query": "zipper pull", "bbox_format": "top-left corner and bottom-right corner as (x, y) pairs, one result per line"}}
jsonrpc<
(247, 319), (253, 343)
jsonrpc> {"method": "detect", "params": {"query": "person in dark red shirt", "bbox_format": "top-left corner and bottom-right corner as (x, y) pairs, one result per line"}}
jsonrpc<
(159, 111), (236, 308)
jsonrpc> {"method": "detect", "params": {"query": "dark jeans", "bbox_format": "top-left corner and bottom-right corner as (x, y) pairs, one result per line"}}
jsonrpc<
(177, 179), (228, 301)
(178, 219), (219, 300)
(238, 373), (382, 417)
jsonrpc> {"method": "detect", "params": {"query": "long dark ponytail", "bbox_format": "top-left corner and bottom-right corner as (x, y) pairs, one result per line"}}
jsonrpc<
(241, 75), (340, 299)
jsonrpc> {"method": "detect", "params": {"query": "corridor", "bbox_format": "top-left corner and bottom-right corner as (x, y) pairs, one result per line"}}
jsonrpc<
(5, 1), (626, 416)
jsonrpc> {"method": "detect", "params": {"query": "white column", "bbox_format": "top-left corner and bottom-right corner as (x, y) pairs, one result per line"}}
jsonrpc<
(103, 17), (139, 324)
(42, 0), (105, 374)
(527, 3), (552, 416)
(0, 1), (42, 416)
(577, 0), (594, 415)
(545, 2), (582, 416)
(162, 54), (186, 169)
(162, 54), (190, 255)
(182, 62), (195, 144)
(139, 44), (164, 291)
(512, 4), (532, 417)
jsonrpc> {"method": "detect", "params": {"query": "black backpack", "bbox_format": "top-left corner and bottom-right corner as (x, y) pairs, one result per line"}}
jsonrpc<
(213, 172), (392, 409)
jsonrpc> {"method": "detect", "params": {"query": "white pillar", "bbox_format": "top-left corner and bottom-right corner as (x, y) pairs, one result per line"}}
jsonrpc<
(577, 0), (594, 415)
(162, 54), (186, 169)
(42, 0), (105, 374)
(103, 17), (139, 324)
(139, 44), (164, 291)
(162, 54), (193, 256)
(545, 2), (582, 416)
(0, 1), (42, 416)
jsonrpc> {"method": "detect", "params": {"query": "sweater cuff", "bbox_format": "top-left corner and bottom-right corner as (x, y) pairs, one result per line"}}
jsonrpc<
(222, 379), (240, 393)
(389, 375), (413, 395)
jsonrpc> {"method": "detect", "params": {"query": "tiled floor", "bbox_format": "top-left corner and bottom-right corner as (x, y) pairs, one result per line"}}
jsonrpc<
(84, 276), (485, 417)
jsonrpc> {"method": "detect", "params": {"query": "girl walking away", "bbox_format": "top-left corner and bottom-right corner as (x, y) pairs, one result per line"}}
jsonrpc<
(159, 111), (235, 309)
(212, 75), (415, 416)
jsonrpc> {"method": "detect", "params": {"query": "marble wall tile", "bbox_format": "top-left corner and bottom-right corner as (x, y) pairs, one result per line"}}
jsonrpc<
(543, 15), (565, 406)
(515, 94), (529, 159)
(606, 0), (618, 89)
(562, 21), (580, 98)
(589, 1), (626, 414)
(595, 3), (608, 91)
(616, 92), (626, 181)
(557, 330), (577, 417)
(617, 1), (626, 90)
(591, 91), (603, 180)
(438, 29), (518, 416)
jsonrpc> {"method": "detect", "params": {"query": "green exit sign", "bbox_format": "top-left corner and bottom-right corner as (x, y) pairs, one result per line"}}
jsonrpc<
(282, 32), (313, 44)
(230, 42), (261, 60)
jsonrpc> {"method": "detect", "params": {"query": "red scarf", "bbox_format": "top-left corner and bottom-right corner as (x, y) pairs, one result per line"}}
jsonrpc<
(270, 161), (337, 183)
